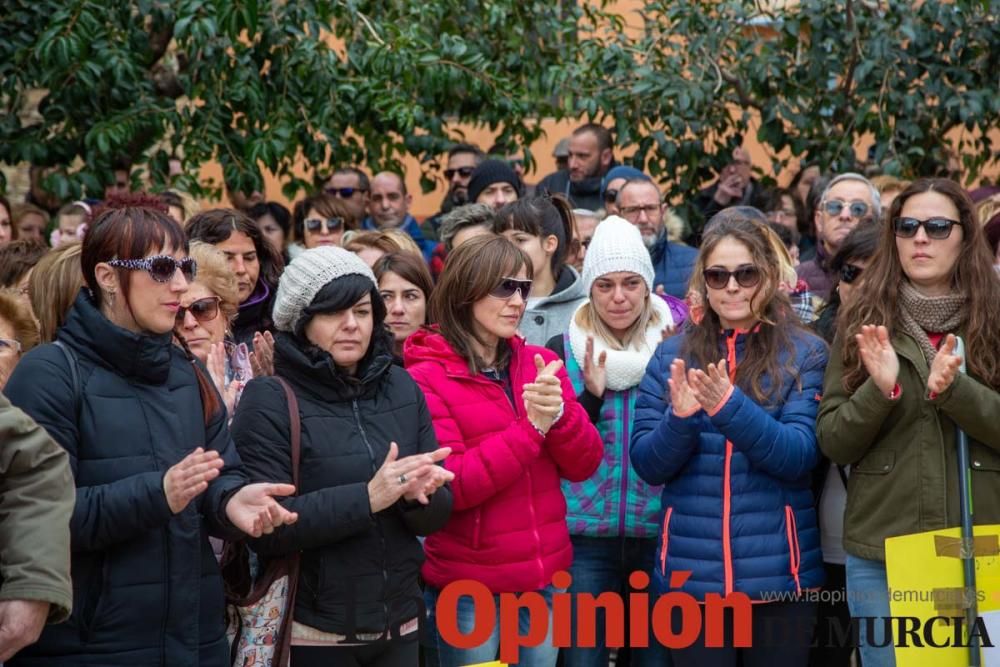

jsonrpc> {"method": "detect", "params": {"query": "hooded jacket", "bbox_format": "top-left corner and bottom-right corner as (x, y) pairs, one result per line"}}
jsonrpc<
(4, 291), (246, 667)
(232, 280), (275, 348)
(403, 330), (603, 593)
(537, 170), (607, 212)
(519, 266), (587, 347)
(630, 327), (827, 601)
(232, 330), (451, 636)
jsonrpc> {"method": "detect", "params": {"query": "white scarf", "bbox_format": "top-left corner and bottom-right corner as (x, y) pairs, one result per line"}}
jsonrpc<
(568, 296), (674, 391)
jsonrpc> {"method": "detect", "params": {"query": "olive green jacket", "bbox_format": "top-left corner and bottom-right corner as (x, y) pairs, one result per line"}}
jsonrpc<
(0, 392), (74, 622)
(817, 332), (1000, 562)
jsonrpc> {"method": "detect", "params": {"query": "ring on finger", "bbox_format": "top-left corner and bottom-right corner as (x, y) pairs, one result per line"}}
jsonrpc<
(398, 473), (407, 485)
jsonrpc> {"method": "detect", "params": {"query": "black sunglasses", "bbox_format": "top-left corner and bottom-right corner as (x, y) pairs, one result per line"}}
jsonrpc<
(107, 255), (197, 283)
(893, 216), (961, 240)
(490, 277), (532, 300)
(603, 188), (619, 203)
(839, 263), (864, 285)
(175, 296), (221, 325)
(703, 265), (761, 290)
(325, 187), (368, 198)
(444, 166), (475, 180)
(305, 217), (344, 234)
(824, 200), (870, 219)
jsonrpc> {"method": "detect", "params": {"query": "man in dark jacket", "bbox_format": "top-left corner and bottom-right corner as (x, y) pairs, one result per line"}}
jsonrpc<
(361, 172), (437, 262)
(536, 124), (615, 211)
(421, 143), (484, 243)
(689, 146), (764, 245)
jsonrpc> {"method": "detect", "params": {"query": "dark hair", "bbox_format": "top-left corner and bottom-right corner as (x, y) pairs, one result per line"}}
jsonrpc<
(247, 201), (292, 236)
(331, 167), (370, 192)
(762, 187), (808, 240)
(805, 174), (832, 241)
(766, 221), (798, 248)
(448, 143), (484, 161)
(82, 202), (222, 422)
(573, 123), (614, 152)
(185, 208), (284, 290)
(838, 178), (1000, 391)
(494, 195), (574, 277)
(0, 239), (49, 288)
(431, 235), (533, 373)
(373, 252), (435, 324)
(813, 224), (881, 343)
(292, 193), (356, 242)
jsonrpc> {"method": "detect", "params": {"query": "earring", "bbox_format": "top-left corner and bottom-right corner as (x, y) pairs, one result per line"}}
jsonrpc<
(107, 289), (116, 306)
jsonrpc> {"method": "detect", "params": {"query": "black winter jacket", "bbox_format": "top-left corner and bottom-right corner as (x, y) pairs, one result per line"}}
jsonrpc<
(231, 330), (451, 638)
(5, 290), (247, 667)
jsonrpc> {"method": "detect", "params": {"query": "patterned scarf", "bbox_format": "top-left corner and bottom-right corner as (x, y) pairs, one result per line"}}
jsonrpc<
(897, 281), (966, 365)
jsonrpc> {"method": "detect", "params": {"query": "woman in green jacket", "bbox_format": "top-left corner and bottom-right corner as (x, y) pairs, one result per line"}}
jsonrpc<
(817, 178), (1000, 667)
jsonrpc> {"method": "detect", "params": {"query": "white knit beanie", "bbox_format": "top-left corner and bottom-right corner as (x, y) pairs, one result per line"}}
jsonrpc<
(581, 215), (655, 293)
(272, 246), (377, 332)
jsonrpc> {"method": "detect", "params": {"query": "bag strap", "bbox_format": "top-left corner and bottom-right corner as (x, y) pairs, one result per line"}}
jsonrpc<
(53, 341), (81, 415)
(271, 375), (301, 667)
(273, 376), (301, 489)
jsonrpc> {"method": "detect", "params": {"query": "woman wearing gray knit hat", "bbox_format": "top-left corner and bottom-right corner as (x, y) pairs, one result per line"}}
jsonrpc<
(544, 215), (675, 667)
(231, 245), (453, 666)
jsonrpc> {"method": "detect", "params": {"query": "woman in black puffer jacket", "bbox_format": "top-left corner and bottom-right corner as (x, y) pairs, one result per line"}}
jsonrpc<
(232, 246), (452, 667)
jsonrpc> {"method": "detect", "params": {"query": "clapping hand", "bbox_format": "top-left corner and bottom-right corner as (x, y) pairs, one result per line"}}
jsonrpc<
(250, 331), (275, 377)
(582, 336), (607, 398)
(523, 355), (564, 435)
(206, 342), (245, 416)
(928, 333), (963, 395)
(688, 360), (732, 412)
(368, 443), (453, 513)
(856, 325), (899, 396)
(226, 483), (299, 537)
(668, 359), (699, 416)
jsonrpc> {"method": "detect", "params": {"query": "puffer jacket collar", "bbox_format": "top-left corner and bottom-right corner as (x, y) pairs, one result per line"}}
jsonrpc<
(59, 289), (174, 385)
(274, 329), (394, 402)
(404, 326), (531, 380)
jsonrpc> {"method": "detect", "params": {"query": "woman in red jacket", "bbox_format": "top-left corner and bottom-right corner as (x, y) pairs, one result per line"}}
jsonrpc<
(404, 235), (603, 667)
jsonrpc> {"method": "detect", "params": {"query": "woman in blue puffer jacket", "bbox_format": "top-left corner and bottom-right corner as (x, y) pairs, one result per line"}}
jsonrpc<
(630, 215), (828, 666)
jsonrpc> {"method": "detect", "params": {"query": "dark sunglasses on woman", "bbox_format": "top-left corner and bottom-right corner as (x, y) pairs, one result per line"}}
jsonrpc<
(702, 265), (761, 290)
(305, 217), (344, 234)
(174, 296), (221, 326)
(839, 263), (864, 284)
(107, 255), (197, 283)
(490, 277), (532, 300)
(893, 216), (961, 240)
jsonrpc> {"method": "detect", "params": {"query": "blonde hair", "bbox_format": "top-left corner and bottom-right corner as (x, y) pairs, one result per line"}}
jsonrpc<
(870, 174), (911, 196)
(29, 242), (83, 343)
(975, 195), (1000, 226)
(187, 241), (239, 324)
(664, 208), (686, 243)
(343, 229), (421, 258)
(574, 296), (663, 351)
(0, 288), (40, 352)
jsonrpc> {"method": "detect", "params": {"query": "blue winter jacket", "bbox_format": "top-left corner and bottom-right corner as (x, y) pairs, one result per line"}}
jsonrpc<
(649, 235), (698, 299)
(629, 327), (827, 601)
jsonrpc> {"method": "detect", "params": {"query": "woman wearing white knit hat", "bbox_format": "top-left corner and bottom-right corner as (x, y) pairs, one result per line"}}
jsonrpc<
(544, 215), (677, 667)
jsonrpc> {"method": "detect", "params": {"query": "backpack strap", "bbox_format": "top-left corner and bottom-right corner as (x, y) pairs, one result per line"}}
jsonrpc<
(53, 341), (81, 415)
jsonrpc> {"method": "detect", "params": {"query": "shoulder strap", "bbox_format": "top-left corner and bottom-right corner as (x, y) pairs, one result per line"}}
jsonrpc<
(53, 341), (81, 414)
(273, 376), (301, 490)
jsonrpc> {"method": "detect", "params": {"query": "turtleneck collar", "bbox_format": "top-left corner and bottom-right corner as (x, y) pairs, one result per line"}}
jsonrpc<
(273, 329), (394, 402)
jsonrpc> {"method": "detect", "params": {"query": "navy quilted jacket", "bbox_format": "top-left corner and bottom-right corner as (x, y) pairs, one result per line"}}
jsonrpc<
(629, 327), (827, 601)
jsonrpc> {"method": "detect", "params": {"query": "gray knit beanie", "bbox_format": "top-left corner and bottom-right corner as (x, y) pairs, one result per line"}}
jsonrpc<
(582, 215), (655, 294)
(272, 245), (377, 332)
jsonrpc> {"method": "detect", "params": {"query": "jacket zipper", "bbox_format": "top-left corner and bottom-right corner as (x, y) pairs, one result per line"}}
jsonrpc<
(353, 399), (391, 633)
(618, 395), (630, 536)
(784, 505), (802, 595)
(659, 507), (673, 575)
(722, 332), (738, 596)
(509, 357), (546, 586)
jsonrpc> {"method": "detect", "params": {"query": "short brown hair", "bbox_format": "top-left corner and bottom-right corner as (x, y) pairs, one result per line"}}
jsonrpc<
(343, 229), (421, 258)
(29, 242), (83, 343)
(430, 235), (532, 373)
(187, 241), (240, 324)
(0, 239), (49, 288)
(0, 288), (40, 352)
(373, 252), (435, 322)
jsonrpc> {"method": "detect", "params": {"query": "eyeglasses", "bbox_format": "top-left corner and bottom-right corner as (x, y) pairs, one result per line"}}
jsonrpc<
(839, 263), (864, 285)
(305, 217), (344, 234)
(603, 189), (619, 204)
(0, 338), (21, 354)
(325, 187), (368, 198)
(702, 265), (761, 290)
(444, 166), (475, 181)
(175, 296), (222, 326)
(107, 255), (197, 283)
(489, 277), (532, 300)
(619, 204), (661, 219)
(823, 200), (870, 219)
(893, 216), (961, 240)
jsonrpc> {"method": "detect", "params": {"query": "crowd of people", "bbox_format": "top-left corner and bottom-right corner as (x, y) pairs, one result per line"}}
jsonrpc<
(1, 121), (1000, 667)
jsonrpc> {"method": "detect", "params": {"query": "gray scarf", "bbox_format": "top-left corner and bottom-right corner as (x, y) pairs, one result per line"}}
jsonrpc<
(897, 281), (966, 365)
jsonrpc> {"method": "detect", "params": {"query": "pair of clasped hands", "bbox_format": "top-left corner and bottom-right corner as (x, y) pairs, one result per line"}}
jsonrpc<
(856, 325), (964, 396)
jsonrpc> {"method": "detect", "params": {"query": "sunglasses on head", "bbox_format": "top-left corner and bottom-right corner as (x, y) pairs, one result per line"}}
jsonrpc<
(603, 188), (619, 204)
(823, 200), (870, 219)
(305, 217), (344, 234)
(175, 296), (221, 326)
(107, 255), (197, 283)
(490, 277), (532, 300)
(702, 264), (761, 290)
(325, 187), (367, 198)
(444, 166), (476, 180)
(893, 216), (961, 240)
(839, 263), (864, 285)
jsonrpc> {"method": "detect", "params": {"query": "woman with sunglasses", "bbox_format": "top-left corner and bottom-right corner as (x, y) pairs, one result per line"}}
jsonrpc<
(0, 288), (38, 389)
(817, 178), (1000, 667)
(294, 191), (357, 252)
(404, 235), (603, 667)
(4, 200), (298, 666)
(631, 214), (827, 666)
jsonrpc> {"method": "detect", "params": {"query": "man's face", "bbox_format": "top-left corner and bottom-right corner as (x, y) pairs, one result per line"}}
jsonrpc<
(617, 182), (664, 247)
(445, 152), (479, 205)
(817, 179), (875, 252)
(568, 131), (609, 182)
(368, 173), (411, 229)
(476, 182), (518, 210)
(326, 172), (369, 222)
(228, 188), (265, 212)
(104, 169), (131, 200)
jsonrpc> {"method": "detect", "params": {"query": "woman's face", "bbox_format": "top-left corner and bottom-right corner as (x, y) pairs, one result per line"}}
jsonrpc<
(303, 207), (344, 248)
(214, 231), (260, 302)
(256, 213), (286, 254)
(704, 236), (763, 331)
(109, 246), (191, 335)
(58, 214), (85, 242)
(304, 292), (374, 375)
(0, 316), (22, 389)
(895, 191), (963, 297)
(500, 229), (556, 283)
(17, 213), (46, 243)
(591, 272), (647, 338)
(0, 205), (12, 245)
(176, 282), (227, 364)
(379, 271), (427, 346)
(472, 265), (529, 343)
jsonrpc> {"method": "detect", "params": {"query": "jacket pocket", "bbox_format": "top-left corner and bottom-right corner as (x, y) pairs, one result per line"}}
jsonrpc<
(659, 507), (673, 576)
(784, 506), (802, 596)
(853, 449), (895, 476)
(80, 553), (109, 640)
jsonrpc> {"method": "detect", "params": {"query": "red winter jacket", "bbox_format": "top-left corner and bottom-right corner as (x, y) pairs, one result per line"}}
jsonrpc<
(404, 328), (603, 593)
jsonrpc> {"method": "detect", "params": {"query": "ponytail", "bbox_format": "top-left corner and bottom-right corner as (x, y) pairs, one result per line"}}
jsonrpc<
(174, 331), (223, 424)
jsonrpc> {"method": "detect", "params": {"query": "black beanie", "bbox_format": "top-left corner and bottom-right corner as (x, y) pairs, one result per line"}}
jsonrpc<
(467, 159), (521, 204)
